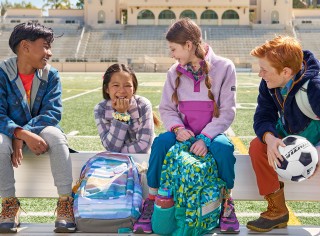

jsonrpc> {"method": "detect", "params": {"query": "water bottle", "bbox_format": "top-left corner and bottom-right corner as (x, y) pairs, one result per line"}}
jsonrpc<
(155, 188), (174, 209)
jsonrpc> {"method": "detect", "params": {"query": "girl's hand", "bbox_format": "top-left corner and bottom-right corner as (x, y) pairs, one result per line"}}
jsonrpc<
(265, 133), (285, 170)
(175, 128), (194, 142)
(190, 139), (208, 157)
(112, 98), (130, 113)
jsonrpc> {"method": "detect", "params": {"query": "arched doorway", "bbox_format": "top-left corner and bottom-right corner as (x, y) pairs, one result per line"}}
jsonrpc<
(200, 10), (218, 25)
(137, 10), (155, 25)
(159, 10), (176, 25)
(222, 10), (239, 25)
(98, 10), (105, 24)
(271, 10), (279, 24)
(180, 10), (197, 19)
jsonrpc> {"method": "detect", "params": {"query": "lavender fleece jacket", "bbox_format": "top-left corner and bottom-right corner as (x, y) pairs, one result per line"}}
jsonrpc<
(159, 46), (237, 139)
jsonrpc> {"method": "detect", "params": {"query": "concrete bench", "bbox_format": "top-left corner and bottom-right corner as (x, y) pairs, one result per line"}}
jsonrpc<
(12, 152), (320, 235)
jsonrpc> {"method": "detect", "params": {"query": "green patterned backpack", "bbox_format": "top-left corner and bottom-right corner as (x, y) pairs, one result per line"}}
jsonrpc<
(158, 138), (226, 236)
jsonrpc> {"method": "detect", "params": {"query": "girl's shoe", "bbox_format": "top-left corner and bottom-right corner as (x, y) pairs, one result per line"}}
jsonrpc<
(133, 198), (154, 234)
(220, 197), (240, 233)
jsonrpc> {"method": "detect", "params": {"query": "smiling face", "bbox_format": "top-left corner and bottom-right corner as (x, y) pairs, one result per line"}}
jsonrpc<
(258, 57), (292, 89)
(19, 38), (52, 74)
(105, 71), (135, 101)
(168, 41), (194, 66)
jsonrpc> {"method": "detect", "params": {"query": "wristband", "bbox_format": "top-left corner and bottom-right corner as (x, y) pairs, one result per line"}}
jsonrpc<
(173, 126), (184, 134)
(112, 111), (131, 123)
(196, 134), (211, 147)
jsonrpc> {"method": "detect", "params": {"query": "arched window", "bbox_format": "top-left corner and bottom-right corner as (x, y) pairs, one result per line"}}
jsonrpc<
(97, 10), (105, 24)
(180, 10), (197, 19)
(159, 10), (176, 25)
(159, 10), (176, 20)
(200, 10), (218, 25)
(222, 10), (239, 19)
(271, 10), (279, 24)
(201, 10), (218, 20)
(137, 10), (155, 19)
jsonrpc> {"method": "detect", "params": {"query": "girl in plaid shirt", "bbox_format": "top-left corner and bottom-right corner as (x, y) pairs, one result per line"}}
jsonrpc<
(94, 63), (158, 153)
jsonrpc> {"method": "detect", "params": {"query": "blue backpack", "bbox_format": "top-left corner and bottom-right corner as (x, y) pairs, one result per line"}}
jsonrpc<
(154, 139), (225, 236)
(73, 152), (143, 233)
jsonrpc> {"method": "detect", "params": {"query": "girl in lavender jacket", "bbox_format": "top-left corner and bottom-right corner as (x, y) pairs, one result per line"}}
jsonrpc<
(94, 63), (158, 153)
(134, 18), (239, 234)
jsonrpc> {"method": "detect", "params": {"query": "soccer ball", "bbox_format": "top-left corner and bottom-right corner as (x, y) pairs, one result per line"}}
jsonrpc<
(276, 135), (318, 182)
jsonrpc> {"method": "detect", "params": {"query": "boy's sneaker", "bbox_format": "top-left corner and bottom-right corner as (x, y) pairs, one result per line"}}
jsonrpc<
(54, 196), (76, 233)
(220, 198), (240, 233)
(133, 198), (154, 234)
(0, 197), (21, 233)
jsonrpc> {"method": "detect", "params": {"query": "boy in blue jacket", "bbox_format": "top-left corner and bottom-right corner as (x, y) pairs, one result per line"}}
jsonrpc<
(0, 22), (75, 233)
(247, 35), (320, 232)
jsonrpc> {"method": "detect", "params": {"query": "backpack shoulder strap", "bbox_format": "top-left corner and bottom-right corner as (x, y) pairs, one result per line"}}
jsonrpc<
(295, 80), (319, 120)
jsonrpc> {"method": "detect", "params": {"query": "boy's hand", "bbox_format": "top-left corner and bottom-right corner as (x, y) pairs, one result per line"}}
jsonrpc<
(175, 128), (194, 142)
(190, 139), (208, 157)
(23, 132), (48, 155)
(11, 139), (24, 168)
(310, 147), (320, 179)
(265, 133), (285, 170)
(112, 98), (130, 113)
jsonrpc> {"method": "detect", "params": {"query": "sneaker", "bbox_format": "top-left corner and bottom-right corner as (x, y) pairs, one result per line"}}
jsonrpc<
(54, 196), (76, 233)
(133, 198), (154, 234)
(0, 197), (21, 233)
(220, 198), (240, 233)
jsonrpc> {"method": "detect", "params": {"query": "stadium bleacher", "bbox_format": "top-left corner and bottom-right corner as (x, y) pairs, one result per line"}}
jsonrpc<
(0, 23), (312, 72)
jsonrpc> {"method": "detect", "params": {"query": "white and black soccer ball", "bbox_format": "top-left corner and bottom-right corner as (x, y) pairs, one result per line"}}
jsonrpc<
(276, 135), (318, 182)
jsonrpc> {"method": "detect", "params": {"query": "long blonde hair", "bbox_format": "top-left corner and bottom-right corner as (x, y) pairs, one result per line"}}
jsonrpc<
(166, 18), (219, 117)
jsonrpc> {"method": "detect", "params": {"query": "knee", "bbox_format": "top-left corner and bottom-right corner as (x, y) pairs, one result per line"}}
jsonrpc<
(39, 126), (67, 146)
(0, 134), (12, 154)
(152, 132), (176, 150)
(249, 137), (264, 158)
(210, 134), (234, 154)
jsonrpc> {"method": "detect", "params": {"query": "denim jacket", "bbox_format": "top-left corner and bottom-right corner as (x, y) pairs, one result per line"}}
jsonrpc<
(0, 57), (63, 138)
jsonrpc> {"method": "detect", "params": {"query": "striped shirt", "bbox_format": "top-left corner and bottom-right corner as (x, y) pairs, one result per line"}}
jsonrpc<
(94, 95), (155, 153)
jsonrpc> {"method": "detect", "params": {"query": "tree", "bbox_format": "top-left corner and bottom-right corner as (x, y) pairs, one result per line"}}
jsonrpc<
(44, 0), (72, 9)
(1, 0), (37, 16)
(76, 0), (84, 9)
(1, 0), (12, 16)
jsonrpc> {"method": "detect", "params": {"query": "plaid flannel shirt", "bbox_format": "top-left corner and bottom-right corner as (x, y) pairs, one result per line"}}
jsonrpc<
(94, 95), (155, 153)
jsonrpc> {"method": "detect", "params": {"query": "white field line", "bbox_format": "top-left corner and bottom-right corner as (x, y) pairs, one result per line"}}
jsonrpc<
(20, 212), (320, 217)
(62, 87), (100, 102)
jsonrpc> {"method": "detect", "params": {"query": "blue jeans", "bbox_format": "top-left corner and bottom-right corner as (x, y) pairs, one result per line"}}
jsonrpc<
(147, 132), (236, 189)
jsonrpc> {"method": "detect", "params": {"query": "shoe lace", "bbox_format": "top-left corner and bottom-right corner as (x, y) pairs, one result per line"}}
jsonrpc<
(55, 197), (74, 220)
(140, 199), (154, 220)
(222, 198), (235, 218)
(0, 198), (25, 219)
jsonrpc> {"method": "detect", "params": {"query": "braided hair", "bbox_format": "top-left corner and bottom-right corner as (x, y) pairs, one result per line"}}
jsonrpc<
(166, 18), (219, 118)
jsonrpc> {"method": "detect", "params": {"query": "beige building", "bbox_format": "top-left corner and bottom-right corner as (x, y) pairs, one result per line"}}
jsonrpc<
(83, 0), (292, 28)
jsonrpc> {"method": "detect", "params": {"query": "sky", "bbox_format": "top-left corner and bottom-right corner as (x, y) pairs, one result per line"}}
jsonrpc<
(9, 0), (78, 9)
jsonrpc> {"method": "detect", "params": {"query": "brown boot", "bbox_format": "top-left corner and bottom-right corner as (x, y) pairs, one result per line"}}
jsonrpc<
(0, 197), (21, 233)
(54, 196), (76, 233)
(246, 181), (289, 232)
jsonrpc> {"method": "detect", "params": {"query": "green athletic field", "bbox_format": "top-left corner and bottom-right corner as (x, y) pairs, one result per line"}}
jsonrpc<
(1, 72), (319, 226)
(60, 72), (258, 152)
